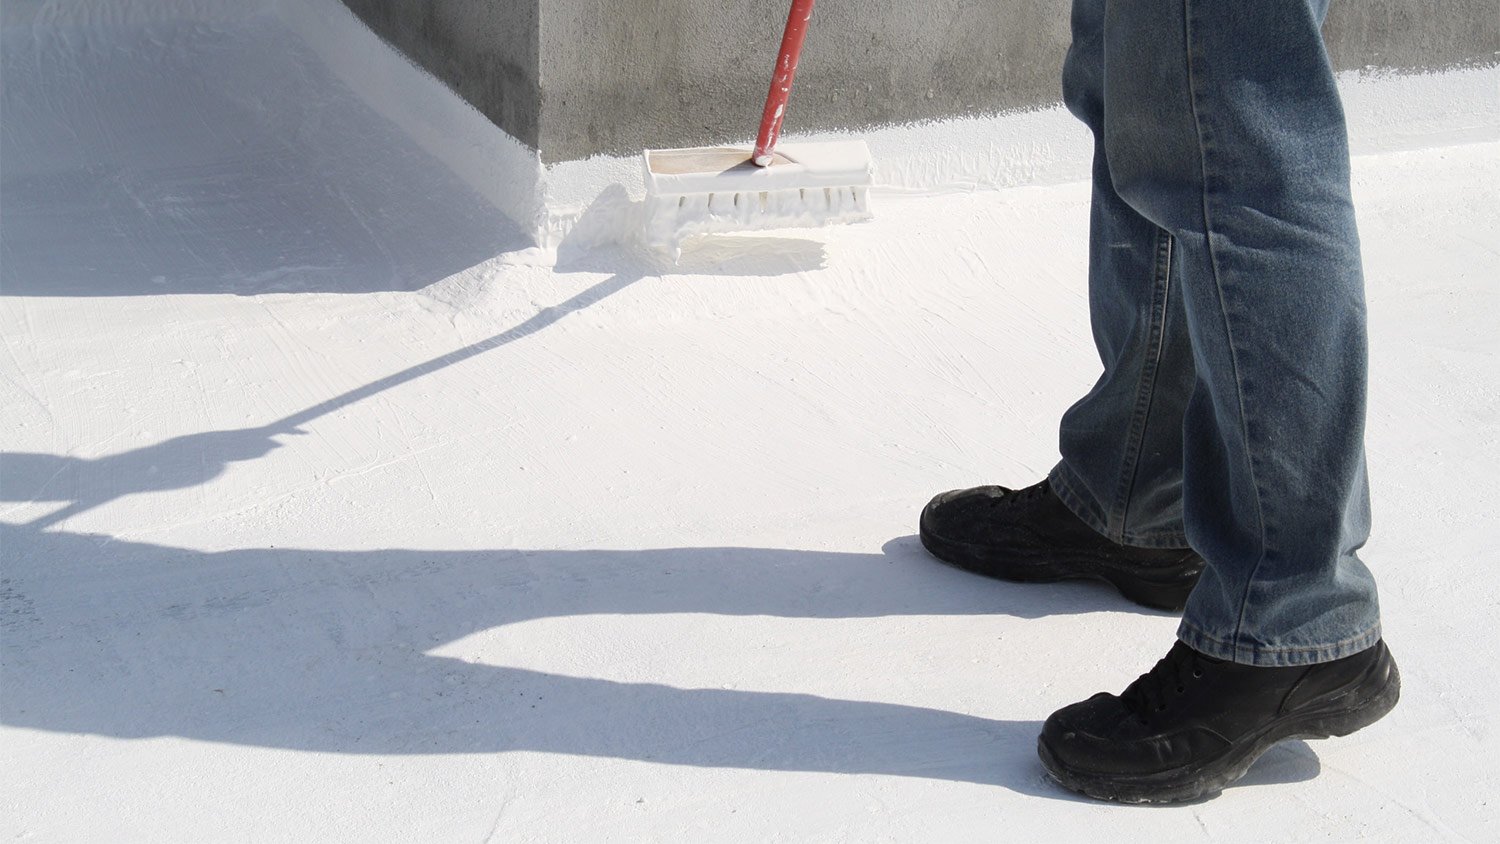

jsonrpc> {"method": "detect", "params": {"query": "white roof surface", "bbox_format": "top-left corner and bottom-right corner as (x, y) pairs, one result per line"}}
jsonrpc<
(2, 5), (1497, 841)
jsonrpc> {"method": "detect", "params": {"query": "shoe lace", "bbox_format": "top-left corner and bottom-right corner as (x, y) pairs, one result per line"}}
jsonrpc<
(1122, 644), (1210, 721)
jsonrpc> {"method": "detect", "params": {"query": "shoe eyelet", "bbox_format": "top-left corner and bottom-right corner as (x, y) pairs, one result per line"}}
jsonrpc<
(1175, 685), (1185, 694)
(1192, 669), (1204, 678)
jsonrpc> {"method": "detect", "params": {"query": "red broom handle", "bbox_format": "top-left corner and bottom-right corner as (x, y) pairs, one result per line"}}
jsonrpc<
(752, 0), (817, 166)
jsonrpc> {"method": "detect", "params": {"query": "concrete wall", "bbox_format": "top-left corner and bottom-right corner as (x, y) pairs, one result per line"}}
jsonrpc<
(537, 0), (1072, 162)
(331, 0), (1071, 161)
(337, 0), (541, 149)
(340, 0), (1499, 164)
(1324, 0), (1500, 72)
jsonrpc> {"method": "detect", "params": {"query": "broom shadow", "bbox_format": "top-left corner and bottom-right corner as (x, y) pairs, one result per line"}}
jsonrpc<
(2, 265), (643, 530)
(3, 186), (833, 531)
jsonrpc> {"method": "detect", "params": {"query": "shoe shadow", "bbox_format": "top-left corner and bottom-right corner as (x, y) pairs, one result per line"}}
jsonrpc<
(882, 536), (1186, 619)
(1036, 742), (1326, 808)
(1235, 740), (1323, 789)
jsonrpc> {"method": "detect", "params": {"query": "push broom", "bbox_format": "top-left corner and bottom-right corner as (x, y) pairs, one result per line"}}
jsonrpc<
(642, 0), (873, 258)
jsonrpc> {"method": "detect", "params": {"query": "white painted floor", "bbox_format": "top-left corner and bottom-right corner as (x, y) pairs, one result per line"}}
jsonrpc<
(2, 8), (1497, 842)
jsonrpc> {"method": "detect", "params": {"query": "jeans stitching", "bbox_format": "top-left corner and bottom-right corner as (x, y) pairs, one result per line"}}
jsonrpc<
(1051, 462), (1189, 548)
(1182, 0), (1272, 660)
(1116, 229), (1175, 538)
(1047, 463), (1111, 538)
(1178, 617), (1381, 666)
(1119, 527), (1190, 547)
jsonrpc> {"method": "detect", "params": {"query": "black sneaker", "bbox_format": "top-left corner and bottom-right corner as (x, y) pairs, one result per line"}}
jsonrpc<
(918, 480), (1204, 611)
(1038, 639), (1401, 803)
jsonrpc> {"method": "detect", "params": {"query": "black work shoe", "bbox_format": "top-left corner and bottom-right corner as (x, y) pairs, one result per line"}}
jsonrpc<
(1038, 639), (1401, 804)
(918, 480), (1204, 610)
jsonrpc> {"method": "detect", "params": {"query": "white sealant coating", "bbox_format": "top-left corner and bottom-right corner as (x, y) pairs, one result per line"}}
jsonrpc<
(275, 0), (547, 237)
(0, 0), (273, 27)
(245, 0), (1499, 248)
(3, 5), (1500, 841)
(539, 64), (1499, 248)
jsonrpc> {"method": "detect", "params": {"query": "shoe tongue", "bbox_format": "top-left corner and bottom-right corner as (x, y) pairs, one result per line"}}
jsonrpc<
(1187, 645), (1226, 666)
(1169, 640), (1221, 665)
(1123, 643), (1203, 715)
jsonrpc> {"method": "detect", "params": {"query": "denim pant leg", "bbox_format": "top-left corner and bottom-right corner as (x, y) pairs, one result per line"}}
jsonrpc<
(1049, 0), (1198, 550)
(1061, 0), (1382, 666)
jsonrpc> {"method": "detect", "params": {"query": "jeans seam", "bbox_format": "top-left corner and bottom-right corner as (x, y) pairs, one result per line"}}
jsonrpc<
(1182, 0), (1272, 655)
(1178, 617), (1381, 666)
(1050, 463), (1190, 548)
(1048, 463), (1111, 539)
(1115, 229), (1175, 538)
(1119, 527), (1189, 547)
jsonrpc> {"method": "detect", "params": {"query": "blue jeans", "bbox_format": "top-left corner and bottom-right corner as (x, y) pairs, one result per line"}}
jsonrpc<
(1049, 0), (1381, 666)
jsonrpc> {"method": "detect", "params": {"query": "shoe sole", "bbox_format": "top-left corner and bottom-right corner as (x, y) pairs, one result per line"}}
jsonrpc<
(1036, 649), (1402, 804)
(918, 517), (1203, 612)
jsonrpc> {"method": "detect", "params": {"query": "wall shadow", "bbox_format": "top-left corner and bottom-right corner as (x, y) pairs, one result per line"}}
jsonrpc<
(0, 19), (527, 297)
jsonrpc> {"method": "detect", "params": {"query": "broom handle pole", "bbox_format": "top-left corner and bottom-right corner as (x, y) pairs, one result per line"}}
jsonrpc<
(752, 0), (817, 166)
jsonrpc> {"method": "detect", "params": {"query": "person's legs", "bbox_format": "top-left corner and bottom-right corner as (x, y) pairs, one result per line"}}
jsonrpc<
(916, 0), (1215, 612)
(1093, 0), (1378, 662)
(1038, 0), (1394, 802)
(916, 0), (1205, 607)
(1048, 0), (1198, 551)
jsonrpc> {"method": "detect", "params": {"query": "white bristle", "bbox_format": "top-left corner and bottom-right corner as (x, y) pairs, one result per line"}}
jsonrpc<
(643, 185), (873, 260)
(642, 141), (874, 259)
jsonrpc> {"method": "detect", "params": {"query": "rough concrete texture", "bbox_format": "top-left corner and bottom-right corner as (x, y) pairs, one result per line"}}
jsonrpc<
(340, 0), (1498, 162)
(337, 0), (540, 149)
(540, 0), (1499, 162)
(538, 0), (1071, 161)
(1324, 0), (1500, 72)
